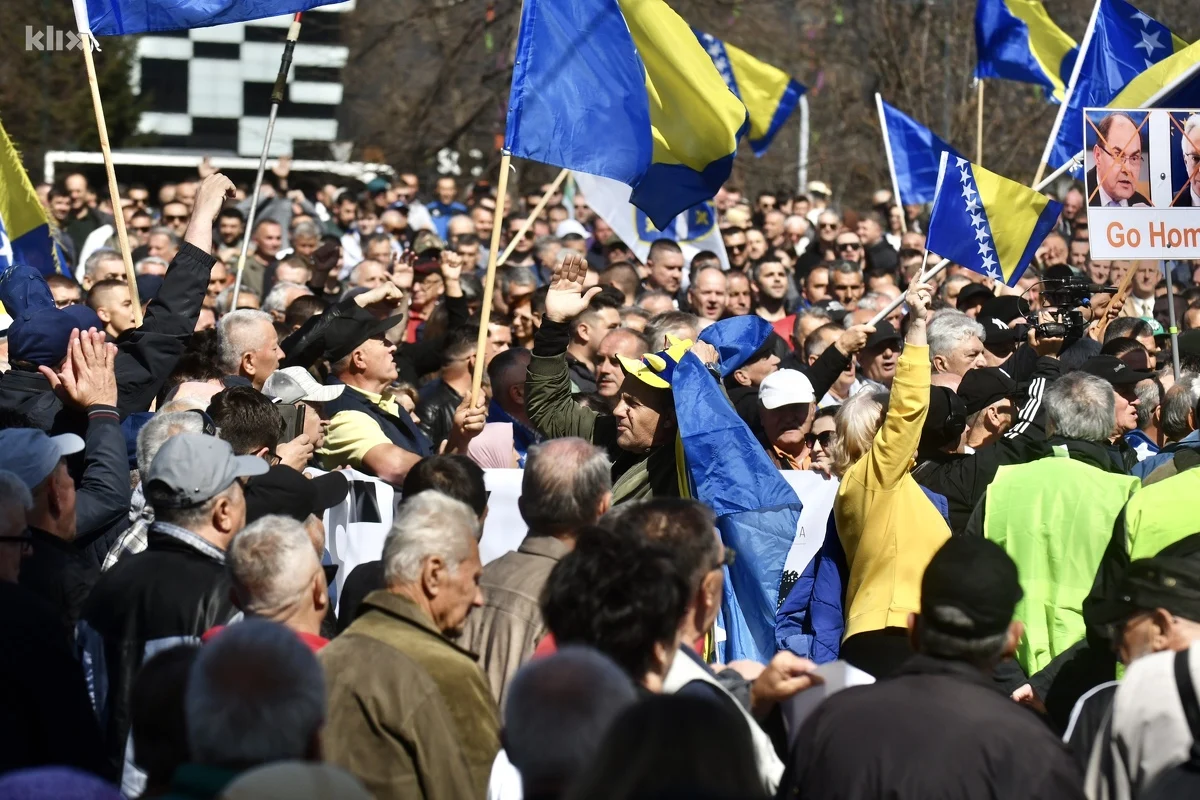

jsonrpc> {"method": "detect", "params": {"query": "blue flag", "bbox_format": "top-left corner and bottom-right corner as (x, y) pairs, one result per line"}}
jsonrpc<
(1043, 0), (1185, 170)
(0, 120), (64, 279)
(505, 0), (748, 229)
(674, 316), (801, 662)
(77, 0), (339, 36)
(876, 96), (965, 206)
(974, 0), (1079, 102)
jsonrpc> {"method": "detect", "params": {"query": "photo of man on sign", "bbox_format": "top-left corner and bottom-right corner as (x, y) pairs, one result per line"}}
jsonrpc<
(1170, 112), (1200, 207)
(1087, 111), (1152, 208)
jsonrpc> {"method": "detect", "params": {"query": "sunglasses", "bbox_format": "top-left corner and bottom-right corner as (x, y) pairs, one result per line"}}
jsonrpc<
(509, 230), (534, 240)
(819, 222), (839, 230)
(805, 430), (834, 449)
(131, 225), (151, 233)
(163, 215), (188, 223)
(727, 243), (746, 252)
(837, 242), (862, 251)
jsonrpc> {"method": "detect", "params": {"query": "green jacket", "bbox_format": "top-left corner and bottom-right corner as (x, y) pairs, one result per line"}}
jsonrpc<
(974, 440), (1139, 676)
(319, 591), (499, 800)
(525, 345), (679, 504)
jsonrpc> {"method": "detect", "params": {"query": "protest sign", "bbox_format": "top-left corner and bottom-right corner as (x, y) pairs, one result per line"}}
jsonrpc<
(1085, 107), (1200, 258)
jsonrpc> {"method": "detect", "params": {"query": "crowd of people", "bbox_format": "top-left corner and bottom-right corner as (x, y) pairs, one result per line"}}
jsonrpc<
(1, 160), (1200, 800)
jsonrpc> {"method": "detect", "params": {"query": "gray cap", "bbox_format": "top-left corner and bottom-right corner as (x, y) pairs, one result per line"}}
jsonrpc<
(145, 433), (268, 509)
(0, 428), (84, 489)
(262, 366), (345, 405)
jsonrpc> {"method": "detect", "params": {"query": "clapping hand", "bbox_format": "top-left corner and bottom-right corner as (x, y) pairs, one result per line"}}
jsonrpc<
(39, 329), (118, 409)
(544, 253), (600, 323)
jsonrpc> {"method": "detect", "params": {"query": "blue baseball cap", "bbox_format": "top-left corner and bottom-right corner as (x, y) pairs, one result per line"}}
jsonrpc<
(0, 264), (56, 318)
(62, 304), (102, 333)
(8, 309), (77, 367)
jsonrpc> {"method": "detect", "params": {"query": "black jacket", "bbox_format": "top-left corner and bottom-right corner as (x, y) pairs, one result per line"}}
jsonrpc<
(779, 654), (1084, 800)
(0, 581), (108, 779)
(415, 377), (463, 450)
(396, 294), (470, 385)
(913, 356), (1060, 533)
(80, 524), (237, 776)
(865, 239), (898, 275)
(19, 528), (99, 643)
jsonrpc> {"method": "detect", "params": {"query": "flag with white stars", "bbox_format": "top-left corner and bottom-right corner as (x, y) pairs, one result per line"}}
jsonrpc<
(925, 153), (1062, 287)
(1044, 0), (1185, 170)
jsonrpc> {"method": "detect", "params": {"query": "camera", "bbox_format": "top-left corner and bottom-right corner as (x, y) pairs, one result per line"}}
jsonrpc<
(1033, 276), (1117, 339)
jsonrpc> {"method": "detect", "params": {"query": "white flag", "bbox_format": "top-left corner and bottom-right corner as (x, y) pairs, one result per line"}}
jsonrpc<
(574, 172), (729, 272)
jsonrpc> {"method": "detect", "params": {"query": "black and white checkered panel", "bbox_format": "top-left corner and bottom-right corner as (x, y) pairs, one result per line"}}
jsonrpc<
(132, 0), (353, 155)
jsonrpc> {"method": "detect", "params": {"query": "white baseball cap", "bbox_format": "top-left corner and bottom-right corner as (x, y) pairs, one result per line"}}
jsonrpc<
(0, 428), (84, 489)
(758, 369), (816, 409)
(554, 219), (588, 239)
(262, 367), (345, 405)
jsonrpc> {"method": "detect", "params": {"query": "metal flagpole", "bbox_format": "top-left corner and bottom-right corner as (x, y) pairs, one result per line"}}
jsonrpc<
(73, 0), (142, 325)
(875, 93), (907, 234)
(231, 12), (303, 310)
(797, 95), (810, 193)
(1163, 259), (1182, 380)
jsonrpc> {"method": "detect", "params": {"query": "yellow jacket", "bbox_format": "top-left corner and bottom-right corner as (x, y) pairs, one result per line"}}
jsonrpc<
(835, 344), (951, 640)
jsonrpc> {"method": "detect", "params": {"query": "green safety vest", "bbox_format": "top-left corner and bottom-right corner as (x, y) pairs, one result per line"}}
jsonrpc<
(984, 448), (1139, 675)
(1126, 468), (1200, 560)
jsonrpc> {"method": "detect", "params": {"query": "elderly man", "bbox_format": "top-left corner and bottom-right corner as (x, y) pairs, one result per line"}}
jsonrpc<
(242, 219), (284, 295)
(595, 328), (651, 410)
(757, 369), (816, 469)
(1083, 354), (1155, 472)
(1088, 112), (1150, 207)
(147, 228), (181, 263)
(858, 322), (903, 388)
(262, 281), (312, 324)
(321, 491), (499, 800)
(928, 311), (987, 377)
(965, 373), (1140, 682)
(216, 308), (282, 390)
(173, 620), (326, 796)
(830, 261), (865, 308)
(796, 210), (841, 273)
(527, 254), (719, 501)
(1174, 113), (1200, 207)
(688, 265), (729, 322)
(462, 439), (611, 705)
(80, 249), (127, 290)
(82, 433), (265, 779)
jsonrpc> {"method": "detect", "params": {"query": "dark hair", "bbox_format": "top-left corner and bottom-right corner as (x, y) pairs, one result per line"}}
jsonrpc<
(130, 645), (200, 795)
(208, 386), (285, 456)
(588, 286), (624, 312)
(160, 329), (223, 405)
(284, 294), (327, 331)
(1103, 316), (1153, 343)
(602, 498), (718, 593)
(542, 525), (690, 683)
(442, 324), (480, 367)
(46, 273), (80, 291)
(647, 239), (683, 260)
(85, 278), (127, 310)
(1100, 337), (1149, 360)
(401, 454), (487, 518)
(217, 207), (245, 223)
(564, 694), (765, 800)
(531, 286), (549, 316)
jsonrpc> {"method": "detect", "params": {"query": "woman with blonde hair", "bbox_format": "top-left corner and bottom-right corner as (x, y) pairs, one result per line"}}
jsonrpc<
(829, 280), (950, 677)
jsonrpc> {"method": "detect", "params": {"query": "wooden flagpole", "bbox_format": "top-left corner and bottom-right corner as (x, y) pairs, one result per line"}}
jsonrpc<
(470, 152), (514, 406)
(75, 13), (142, 325)
(496, 167), (569, 267)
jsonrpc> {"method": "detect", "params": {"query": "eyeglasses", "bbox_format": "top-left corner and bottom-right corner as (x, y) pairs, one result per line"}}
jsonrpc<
(727, 243), (746, 252)
(1097, 145), (1143, 168)
(163, 214), (188, 223)
(837, 242), (862, 251)
(819, 222), (839, 230)
(130, 225), (151, 233)
(805, 430), (834, 449)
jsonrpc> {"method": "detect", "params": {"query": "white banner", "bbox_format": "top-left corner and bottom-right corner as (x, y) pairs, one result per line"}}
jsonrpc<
(573, 171), (730, 271)
(1084, 108), (1200, 259)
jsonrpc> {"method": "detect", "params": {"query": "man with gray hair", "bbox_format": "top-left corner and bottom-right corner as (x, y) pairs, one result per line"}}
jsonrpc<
(217, 308), (283, 390)
(928, 310), (987, 377)
(80, 248), (127, 290)
(1175, 112), (1200, 207)
(261, 281), (312, 324)
(321, 491), (500, 800)
(964, 372), (1141, 700)
(181, 619), (325, 791)
(1136, 372), (1200, 483)
(222, 514), (330, 651)
(215, 285), (260, 315)
(462, 437), (613, 705)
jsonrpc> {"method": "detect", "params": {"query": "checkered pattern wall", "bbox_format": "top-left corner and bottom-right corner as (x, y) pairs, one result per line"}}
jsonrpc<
(131, 1), (354, 156)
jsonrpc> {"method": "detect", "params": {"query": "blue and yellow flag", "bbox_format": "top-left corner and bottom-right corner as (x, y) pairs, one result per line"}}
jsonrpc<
(926, 154), (1062, 287)
(1110, 37), (1200, 108)
(1043, 0), (1186, 170)
(693, 31), (805, 157)
(974, 0), (1079, 102)
(78, 0), (338, 36)
(877, 97), (965, 206)
(505, 0), (747, 229)
(0, 120), (61, 279)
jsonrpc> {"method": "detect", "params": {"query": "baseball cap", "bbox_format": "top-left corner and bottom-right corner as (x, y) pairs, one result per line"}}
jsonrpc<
(135, 275), (164, 304)
(0, 428), (84, 489)
(244, 465), (349, 524)
(957, 367), (1017, 416)
(1082, 354), (1154, 386)
(1090, 548), (1200, 627)
(365, 177), (390, 195)
(807, 180), (832, 197)
(863, 320), (902, 350)
(1140, 316), (1165, 337)
(955, 283), (992, 313)
(0, 263), (56, 318)
(919, 386), (967, 454)
(318, 310), (405, 364)
(555, 219), (588, 239)
(412, 230), (446, 256)
(262, 367), (345, 405)
(758, 369), (816, 409)
(978, 296), (1030, 326)
(63, 304), (103, 333)
(145, 433), (268, 509)
(978, 315), (1020, 348)
(812, 298), (848, 325)
(921, 537), (1023, 639)
(7, 309), (77, 367)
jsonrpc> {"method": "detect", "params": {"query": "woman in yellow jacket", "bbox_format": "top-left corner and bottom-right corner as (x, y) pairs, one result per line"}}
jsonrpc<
(829, 280), (950, 677)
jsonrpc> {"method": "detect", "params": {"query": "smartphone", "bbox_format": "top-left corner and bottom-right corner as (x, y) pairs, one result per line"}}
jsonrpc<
(277, 402), (307, 444)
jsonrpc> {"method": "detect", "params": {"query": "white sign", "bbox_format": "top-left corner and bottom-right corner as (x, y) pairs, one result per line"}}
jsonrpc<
(1084, 108), (1200, 259)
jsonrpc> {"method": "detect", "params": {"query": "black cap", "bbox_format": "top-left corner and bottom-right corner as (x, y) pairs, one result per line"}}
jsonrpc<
(978, 315), (1020, 347)
(955, 283), (993, 313)
(919, 386), (967, 454)
(979, 296), (1030, 325)
(958, 366), (1018, 415)
(864, 320), (902, 350)
(1090, 551), (1200, 627)
(244, 465), (350, 525)
(812, 298), (848, 325)
(1082, 354), (1154, 386)
(921, 537), (1023, 639)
